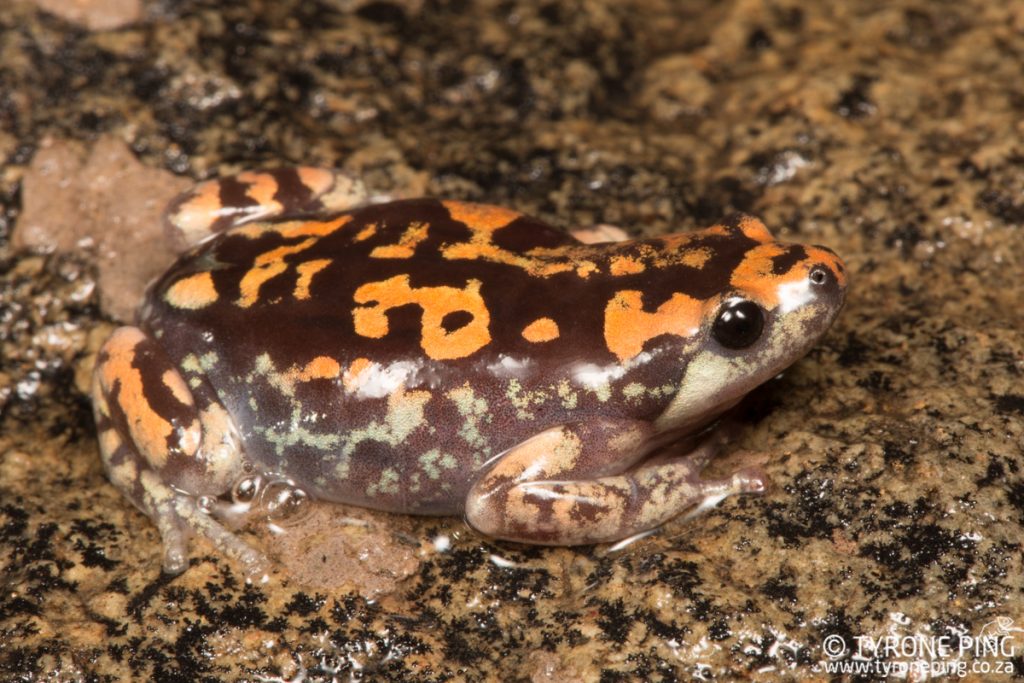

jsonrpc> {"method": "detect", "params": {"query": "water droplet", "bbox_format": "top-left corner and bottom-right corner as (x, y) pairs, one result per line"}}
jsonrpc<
(232, 476), (261, 504)
(262, 480), (309, 524)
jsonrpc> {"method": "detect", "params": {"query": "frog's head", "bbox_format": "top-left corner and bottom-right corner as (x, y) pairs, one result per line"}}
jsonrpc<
(653, 216), (848, 432)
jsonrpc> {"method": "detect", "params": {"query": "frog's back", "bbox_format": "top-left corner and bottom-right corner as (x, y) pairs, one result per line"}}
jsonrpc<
(140, 199), (775, 513)
(145, 198), (626, 379)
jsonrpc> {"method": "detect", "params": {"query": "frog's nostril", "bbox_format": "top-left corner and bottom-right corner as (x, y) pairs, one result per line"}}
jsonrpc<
(809, 266), (830, 286)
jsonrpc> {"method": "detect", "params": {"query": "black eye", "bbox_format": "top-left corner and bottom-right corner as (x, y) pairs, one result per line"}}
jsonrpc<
(712, 299), (764, 349)
(809, 266), (829, 286)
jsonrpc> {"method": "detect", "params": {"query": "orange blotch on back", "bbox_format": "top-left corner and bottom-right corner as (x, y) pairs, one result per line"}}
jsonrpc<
(275, 215), (352, 239)
(235, 216), (351, 307)
(354, 223), (378, 242)
(728, 244), (788, 307)
(736, 215), (774, 243)
(343, 357), (373, 392)
(440, 200), (604, 278)
(698, 216), (774, 243)
(165, 272), (219, 310)
(279, 355), (343, 392)
(294, 259), (331, 300)
(233, 214), (352, 240)
(522, 318), (560, 343)
(237, 258), (290, 308)
(299, 356), (341, 381)
(604, 290), (703, 361)
(370, 221), (430, 259)
(353, 274), (491, 360)
(609, 255), (646, 276)
(443, 201), (521, 232)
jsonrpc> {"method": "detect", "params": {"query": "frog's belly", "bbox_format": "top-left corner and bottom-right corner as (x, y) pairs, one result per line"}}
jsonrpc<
(256, 436), (484, 516)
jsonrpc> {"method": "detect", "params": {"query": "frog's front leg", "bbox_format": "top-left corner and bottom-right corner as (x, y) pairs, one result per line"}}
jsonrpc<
(164, 167), (377, 249)
(92, 327), (264, 577)
(465, 421), (767, 545)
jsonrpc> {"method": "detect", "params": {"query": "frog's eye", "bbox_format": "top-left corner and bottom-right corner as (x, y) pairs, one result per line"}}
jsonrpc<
(712, 299), (765, 350)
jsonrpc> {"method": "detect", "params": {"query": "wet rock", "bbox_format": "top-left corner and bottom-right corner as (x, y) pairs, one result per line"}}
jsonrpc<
(29, 0), (142, 31)
(2, 0), (1024, 680)
(15, 136), (189, 321)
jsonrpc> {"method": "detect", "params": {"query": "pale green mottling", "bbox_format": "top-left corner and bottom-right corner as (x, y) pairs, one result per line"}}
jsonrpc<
(623, 382), (645, 399)
(420, 448), (442, 479)
(506, 378), (549, 420)
(557, 379), (578, 409)
(250, 353), (297, 396)
(261, 405), (341, 457)
(199, 351), (219, 371)
(181, 354), (202, 374)
(338, 390), (431, 474)
(367, 467), (400, 497)
(418, 448), (460, 481)
(446, 384), (492, 453)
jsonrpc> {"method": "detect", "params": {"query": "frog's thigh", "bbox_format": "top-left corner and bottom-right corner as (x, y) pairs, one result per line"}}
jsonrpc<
(465, 424), (766, 545)
(92, 327), (261, 575)
(164, 167), (372, 248)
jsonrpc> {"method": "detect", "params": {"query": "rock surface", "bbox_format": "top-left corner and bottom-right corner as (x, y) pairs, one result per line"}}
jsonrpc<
(2, 0), (1023, 680)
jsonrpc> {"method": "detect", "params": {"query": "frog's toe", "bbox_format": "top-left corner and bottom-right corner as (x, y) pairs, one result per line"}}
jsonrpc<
(151, 502), (190, 574)
(693, 466), (770, 499)
(134, 469), (267, 578)
(730, 466), (770, 494)
(162, 543), (189, 576)
(168, 492), (269, 581)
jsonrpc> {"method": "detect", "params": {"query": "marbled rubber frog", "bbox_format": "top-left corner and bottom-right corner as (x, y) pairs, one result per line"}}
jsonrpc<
(91, 167), (847, 576)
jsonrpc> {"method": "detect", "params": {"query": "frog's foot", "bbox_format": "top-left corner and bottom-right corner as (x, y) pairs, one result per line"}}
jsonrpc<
(143, 473), (269, 579)
(92, 326), (264, 578)
(569, 223), (631, 244)
(465, 423), (767, 545)
(165, 167), (372, 249)
(681, 466), (769, 520)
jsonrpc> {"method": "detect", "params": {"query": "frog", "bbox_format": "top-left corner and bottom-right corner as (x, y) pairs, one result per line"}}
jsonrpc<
(91, 167), (847, 577)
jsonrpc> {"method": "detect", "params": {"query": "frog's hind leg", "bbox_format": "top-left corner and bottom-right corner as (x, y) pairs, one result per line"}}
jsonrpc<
(92, 326), (266, 577)
(164, 167), (377, 249)
(465, 422), (768, 545)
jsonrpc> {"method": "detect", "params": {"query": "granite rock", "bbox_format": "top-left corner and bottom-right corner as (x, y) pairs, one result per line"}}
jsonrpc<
(2, 0), (1023, 680)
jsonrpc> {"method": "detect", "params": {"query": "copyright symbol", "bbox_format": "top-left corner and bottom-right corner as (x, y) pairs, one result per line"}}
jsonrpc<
(823, 635), (847, 659)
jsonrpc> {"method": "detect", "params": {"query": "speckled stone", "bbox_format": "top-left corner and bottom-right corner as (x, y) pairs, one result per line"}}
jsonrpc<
(2, 0), (1024, 680)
